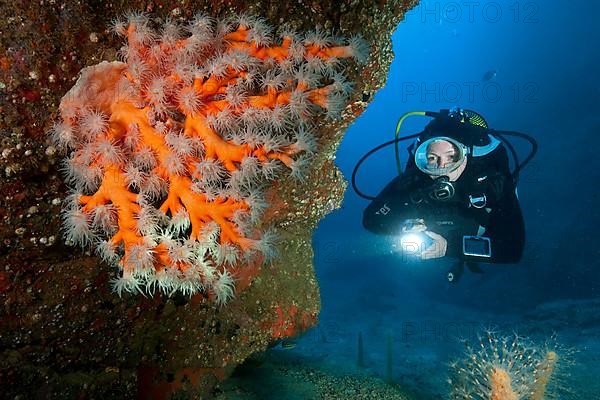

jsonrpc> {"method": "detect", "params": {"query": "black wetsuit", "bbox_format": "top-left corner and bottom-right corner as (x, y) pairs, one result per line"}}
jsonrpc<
(362, 147), (525, 264)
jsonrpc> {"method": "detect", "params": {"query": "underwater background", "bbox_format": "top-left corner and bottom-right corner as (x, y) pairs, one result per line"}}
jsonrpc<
(0, 0), (598, 398)
(327, 0), (599, 309)
(242, 0), (600, 398)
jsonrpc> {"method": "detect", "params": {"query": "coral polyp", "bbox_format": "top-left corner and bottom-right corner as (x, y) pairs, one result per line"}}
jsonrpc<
(449, 331), (574, 400)
(53, 13), (367, 302)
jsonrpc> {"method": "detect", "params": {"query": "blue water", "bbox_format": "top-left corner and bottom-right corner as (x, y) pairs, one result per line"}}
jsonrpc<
(303, 0), (600, 398)
(318, 0), (600, 308)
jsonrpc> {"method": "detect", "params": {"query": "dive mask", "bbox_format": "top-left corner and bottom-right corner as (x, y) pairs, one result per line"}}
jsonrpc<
(414, 136), (467, 177)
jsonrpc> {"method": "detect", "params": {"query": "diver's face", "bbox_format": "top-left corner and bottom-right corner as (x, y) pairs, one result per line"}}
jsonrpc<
(426, 140), (458, 168)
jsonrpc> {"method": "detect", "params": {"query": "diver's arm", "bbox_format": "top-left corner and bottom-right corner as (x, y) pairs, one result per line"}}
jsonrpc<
(485, 178), (525, 263)
(433, 174), (524, 263)
(362, 174), (420, 235)
(443, 175), (524, 263)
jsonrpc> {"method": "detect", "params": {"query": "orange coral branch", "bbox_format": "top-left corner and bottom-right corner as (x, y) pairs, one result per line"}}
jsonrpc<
(184, 114), (250, 171)
(80, 164), (142, 250)
(490, 367), (518, 400)
(160, 175), (251, 248)
(530, 351), (558, 400)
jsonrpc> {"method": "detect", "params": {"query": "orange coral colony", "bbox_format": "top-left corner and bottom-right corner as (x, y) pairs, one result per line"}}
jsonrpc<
(52, 14), (367, 303)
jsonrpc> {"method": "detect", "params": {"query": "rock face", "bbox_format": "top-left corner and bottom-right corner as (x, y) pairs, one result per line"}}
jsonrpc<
(0, 1), (418, 398)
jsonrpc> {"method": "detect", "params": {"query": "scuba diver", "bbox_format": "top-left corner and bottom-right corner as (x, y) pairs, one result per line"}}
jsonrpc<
(354, 108), (537, 282)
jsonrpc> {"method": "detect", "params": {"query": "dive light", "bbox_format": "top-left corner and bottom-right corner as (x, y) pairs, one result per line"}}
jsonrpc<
(399, 232), (434, 256)
(398, 219), (434, 256)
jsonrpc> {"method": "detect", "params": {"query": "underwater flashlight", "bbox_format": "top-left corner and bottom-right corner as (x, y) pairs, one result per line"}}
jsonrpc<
(399, 232), (434, 256)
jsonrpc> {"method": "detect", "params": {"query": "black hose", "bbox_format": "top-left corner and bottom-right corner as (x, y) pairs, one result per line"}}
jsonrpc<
(352, 121), (538, 201)
(494, 133), (521, 183)
(351, 134), (420, 200)
(493, 130), (538, 184)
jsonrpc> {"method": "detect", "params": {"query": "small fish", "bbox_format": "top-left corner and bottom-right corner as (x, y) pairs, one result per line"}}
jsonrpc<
(280, 340), (297, 349)
(482, 70), (498, 81)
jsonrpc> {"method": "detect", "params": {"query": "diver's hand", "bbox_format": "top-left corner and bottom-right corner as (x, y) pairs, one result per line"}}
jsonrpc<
(421, 231), (447, 260)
